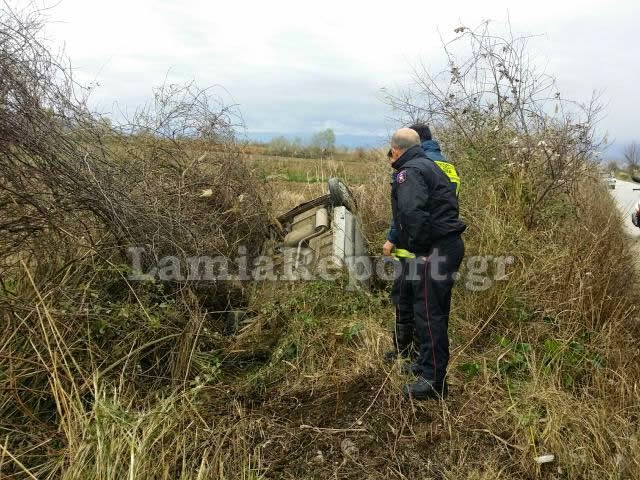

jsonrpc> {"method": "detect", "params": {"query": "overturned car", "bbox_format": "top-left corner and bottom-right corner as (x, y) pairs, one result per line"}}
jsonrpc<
(263, 177), (370, 282)
(225, 178), (378, 334)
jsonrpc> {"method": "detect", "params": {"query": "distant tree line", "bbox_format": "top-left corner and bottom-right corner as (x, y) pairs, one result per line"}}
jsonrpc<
(265, 128), (336, 158)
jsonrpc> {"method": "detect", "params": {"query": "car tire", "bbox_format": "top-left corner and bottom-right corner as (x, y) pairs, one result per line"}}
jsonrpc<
(328, 177), (358, 213)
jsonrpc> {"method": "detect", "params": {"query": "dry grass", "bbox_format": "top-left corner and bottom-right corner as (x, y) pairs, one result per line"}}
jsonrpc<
(3, 143), (640, 479)
(217, 147), (640, 479)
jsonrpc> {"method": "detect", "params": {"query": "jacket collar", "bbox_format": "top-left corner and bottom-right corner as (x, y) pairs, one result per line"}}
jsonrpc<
(392, 145), (425, 170)
(421, 139), (441, 153)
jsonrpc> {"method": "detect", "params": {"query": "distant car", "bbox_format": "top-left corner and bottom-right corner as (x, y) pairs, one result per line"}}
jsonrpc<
(601, 172), (616, 189)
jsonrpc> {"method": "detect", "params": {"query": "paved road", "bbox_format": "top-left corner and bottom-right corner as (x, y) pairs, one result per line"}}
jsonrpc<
(610, 179), (640, 238)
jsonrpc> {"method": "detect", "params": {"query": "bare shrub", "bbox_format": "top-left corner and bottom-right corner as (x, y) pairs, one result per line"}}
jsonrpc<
(624, 141), (640, 173)
(0, 6), (271, 474)
(0, 4), (269, 273)
(385, 21), (604, 227)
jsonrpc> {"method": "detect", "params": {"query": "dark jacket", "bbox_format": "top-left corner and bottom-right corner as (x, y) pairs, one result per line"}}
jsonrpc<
(387, 139), (460, 244)
(389, 145), (465, 255)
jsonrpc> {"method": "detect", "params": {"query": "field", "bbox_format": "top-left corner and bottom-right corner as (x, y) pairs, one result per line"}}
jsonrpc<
(4, 131), (640, 479)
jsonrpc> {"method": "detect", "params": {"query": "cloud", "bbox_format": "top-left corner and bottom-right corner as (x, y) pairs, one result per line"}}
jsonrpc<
(38, 0), (640, 141)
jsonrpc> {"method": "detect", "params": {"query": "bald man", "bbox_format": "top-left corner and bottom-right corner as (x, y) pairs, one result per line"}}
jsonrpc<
(387, 128), (466, 400)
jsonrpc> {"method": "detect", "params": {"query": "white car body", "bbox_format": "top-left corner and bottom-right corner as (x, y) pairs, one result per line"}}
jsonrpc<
(268, 180), (371, 287)
(601, 172), (616, 189)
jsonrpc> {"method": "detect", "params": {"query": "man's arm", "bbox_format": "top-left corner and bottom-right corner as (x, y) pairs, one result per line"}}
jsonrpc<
(383, 219), (397, 256)
(395, 168), (431, 253)
(387, 218), (399, 244)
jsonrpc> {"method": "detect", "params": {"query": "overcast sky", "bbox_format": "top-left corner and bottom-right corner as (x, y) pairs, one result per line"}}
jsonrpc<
(34, 0), (640, 148)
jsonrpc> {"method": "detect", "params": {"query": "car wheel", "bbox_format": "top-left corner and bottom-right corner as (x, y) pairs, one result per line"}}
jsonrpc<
(328, 177), (358, 213)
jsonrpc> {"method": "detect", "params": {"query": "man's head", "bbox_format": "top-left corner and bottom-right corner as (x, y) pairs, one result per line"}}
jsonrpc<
(408, 123), (432, 142)
(389, 128), (420, 162)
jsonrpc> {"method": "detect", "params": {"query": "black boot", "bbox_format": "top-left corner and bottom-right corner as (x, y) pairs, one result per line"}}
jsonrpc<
(402, 377), (448, 400)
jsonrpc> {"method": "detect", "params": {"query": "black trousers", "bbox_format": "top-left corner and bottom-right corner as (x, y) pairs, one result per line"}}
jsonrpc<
(390, 235), (464, 383)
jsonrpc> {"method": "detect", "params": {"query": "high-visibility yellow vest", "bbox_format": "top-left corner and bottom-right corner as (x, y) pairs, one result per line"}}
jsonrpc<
(434, 160), (461, 196)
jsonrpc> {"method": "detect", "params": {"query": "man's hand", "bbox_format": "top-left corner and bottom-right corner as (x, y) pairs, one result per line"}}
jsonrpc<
(382, 240), (395, 256)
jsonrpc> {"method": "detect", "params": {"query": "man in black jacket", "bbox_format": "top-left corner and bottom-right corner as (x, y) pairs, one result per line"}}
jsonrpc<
(388, 128), (466, 400)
